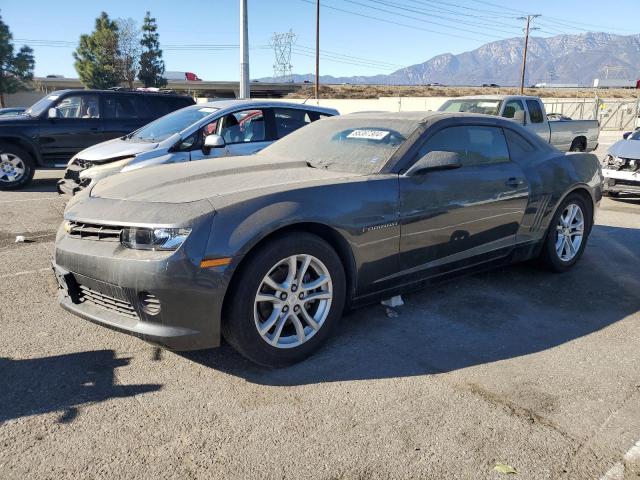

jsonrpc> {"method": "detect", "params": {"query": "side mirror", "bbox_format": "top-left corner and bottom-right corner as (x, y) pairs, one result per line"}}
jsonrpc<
(406, 151), (462, 176)
(47, 107), (58, 119)
(204, 134), (225, 149)
(202, 134), (225, 154)
(623, 131), (632, 140)
(513, 110), (526, 125)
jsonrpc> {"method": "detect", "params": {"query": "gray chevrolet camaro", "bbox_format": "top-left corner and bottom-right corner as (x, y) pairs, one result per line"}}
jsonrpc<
(53, 111), (603, 366)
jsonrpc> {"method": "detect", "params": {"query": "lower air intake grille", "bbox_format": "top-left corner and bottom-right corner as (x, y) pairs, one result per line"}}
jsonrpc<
(78, 284), (138, 319)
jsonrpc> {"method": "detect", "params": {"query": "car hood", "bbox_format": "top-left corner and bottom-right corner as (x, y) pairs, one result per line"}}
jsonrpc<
(0, 114), (34, 126)
(76, 137), (160, 163)
(608, 139), (640, 159)
(90, 153), (362, 205)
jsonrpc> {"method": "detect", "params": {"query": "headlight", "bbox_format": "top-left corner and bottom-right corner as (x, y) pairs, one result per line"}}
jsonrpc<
(612, 156), (626, 169)
(79, 157), (135, 181)
(121, 227), (191, 251)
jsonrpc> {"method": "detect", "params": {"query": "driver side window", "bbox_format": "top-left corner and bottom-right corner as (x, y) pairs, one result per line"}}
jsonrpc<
(417, 126), (510, 167)
(219, 109), (265, 144)
(55, 95), (100, 119)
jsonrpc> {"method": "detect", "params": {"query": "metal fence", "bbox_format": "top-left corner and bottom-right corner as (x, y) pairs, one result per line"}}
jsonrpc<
(543, 98), (640, 131)
(597, 99), (640, 131)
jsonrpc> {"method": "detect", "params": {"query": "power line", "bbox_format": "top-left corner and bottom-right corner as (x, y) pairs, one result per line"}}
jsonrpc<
(468, 0), (638, 34)
(297, 0), (492, 42)
(340, 0), (514, 39)
(360, 0), (524, 33)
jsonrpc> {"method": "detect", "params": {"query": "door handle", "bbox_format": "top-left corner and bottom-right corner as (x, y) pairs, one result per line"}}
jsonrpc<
(505, 177), (524, 188)
(89, 127), (99, 131)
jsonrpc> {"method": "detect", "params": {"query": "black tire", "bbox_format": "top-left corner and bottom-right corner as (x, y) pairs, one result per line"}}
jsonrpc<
(0, 144), (35, 190)
(539, 193), (592, 272)
(222, 233), (346, 367)
(569, 138), (586, 152)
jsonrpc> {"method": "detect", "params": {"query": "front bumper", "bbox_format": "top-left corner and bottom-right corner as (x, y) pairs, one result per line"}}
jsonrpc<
(57, 162), (92, 195)
(54, 221), (228, 351)
(602, 168), (640, 194)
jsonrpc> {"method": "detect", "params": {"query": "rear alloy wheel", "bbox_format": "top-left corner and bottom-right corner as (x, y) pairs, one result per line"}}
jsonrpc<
(554, 203), (584, 262)
(223, 233), (346, 366)
(0, 146), (35, 190)
(539, 194), (591, 272)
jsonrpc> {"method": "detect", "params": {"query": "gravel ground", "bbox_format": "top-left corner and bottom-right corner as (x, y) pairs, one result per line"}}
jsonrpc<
(1, 152), (639, 479)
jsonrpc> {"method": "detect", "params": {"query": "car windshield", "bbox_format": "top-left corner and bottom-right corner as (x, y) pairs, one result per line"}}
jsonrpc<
(25, 94), (60, 117)
(630, 130), (640, 141)
(260, 116), (421, 174)
(439, 99), (502, 115)
(128, 105), (219, 142)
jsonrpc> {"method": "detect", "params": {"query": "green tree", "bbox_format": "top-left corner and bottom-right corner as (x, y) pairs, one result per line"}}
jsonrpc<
(138, 12), (166, 87)
(0, 12), (35, 107)
(73, 12), (122, 89)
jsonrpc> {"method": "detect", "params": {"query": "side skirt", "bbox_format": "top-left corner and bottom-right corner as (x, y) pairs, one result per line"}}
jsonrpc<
(348, 240), (543, 310)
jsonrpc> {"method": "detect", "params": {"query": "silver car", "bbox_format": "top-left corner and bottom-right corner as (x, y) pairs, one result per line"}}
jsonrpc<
(57, 100), (338, 194)
(602, 128), (640, 197)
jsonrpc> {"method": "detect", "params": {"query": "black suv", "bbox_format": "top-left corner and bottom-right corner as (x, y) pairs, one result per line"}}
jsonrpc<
(0, 89), (195, 189)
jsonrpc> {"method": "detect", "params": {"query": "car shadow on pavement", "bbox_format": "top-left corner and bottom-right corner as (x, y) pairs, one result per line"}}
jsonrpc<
(0, 350), (161, 424)
(19, 177), (60, 193)
(183, 224), (640, 386)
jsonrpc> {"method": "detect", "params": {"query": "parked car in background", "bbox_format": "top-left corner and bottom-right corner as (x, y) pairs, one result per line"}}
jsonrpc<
(0, 107), (25, 117)
(57, 100), (338, 195)
(0, 89), (195, 190)
(439, 95), (599, 152)
(165, 71), (202, 81)
(53, 112), (601, 365)
(602, 128), (640, 197)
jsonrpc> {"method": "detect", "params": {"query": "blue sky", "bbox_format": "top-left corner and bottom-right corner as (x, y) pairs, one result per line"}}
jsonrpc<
(1, 0), (638, 80)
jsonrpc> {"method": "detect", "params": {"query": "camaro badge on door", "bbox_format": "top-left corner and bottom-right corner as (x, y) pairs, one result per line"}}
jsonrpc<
(363, 221), (398, 233)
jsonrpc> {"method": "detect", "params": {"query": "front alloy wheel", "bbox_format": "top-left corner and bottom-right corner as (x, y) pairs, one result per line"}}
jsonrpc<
(254, 254), (333, 349)
(223, 233), (346, 366)
(0, 153), (26, 184)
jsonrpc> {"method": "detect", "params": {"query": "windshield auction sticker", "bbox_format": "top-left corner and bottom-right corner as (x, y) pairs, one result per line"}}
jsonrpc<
(347, 129), (390, 141)
(198, 107), (217, 113)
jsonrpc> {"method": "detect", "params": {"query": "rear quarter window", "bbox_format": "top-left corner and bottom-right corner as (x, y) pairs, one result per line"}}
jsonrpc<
(504, 128), (537, 162)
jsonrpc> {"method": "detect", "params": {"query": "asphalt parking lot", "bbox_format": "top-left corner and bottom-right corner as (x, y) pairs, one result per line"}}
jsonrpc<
(1, 140), (639, 479)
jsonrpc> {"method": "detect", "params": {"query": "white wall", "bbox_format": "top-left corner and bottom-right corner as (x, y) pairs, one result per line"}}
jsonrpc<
(251, 96), (602, 119)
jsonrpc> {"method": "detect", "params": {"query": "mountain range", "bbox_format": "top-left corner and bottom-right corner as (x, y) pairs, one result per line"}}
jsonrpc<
(259, 32), (640, 86)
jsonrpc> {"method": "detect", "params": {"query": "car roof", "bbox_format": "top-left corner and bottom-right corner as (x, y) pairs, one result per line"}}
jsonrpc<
(197, 99), (338, 115)
(340, 110), (518, 125)
(450, 94), (541, 101)
(48, 89), (191, 98)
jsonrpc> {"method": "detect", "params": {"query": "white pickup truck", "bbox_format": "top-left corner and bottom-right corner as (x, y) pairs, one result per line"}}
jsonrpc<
(438, 95), (600, 152)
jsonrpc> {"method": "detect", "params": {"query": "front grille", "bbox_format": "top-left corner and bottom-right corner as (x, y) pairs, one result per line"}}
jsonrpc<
(78, 284), (138, 319)
(68, 222), (122, 242)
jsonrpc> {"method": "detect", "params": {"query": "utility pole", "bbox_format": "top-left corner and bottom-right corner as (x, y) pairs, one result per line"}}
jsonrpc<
(239, 0), (250, 99)
(518, 14), (540, 94)
(315, 0), (320, 100)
